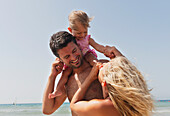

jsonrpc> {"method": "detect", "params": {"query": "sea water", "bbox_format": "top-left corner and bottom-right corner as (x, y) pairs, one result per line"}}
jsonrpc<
(0, 103), (71, 116)
(153, 101), (170, 116)
(0, 101), (170, 116)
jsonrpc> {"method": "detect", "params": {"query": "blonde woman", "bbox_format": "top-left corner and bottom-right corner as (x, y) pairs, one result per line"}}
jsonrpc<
(70, 56), (154, 116)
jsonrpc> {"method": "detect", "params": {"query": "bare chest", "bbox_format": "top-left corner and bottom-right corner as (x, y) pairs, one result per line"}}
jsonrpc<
(66, 67), (103, 102)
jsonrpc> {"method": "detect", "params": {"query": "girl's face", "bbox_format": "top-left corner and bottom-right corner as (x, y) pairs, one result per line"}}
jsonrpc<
(71, 21), (88, 40)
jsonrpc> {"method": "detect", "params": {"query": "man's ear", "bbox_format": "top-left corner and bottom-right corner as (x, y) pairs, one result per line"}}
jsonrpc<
(60, 58), (63, 62)
(56, 57), (63, 62)
(68, 27), (72, 33)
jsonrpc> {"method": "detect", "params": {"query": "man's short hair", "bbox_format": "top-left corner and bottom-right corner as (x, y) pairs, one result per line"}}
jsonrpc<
(49, 31), (77, 57)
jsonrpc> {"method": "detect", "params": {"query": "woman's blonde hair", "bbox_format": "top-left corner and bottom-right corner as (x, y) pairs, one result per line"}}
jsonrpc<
(101, 56), (154, 116)
(68, 10), (93, 30)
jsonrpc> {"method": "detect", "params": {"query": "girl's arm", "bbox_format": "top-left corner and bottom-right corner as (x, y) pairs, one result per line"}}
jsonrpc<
(89, 38), (123, 59)
(89, 38), (106, 53)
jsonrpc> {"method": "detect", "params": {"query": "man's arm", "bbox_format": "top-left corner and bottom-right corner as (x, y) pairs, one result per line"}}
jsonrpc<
(42, 58), (67, 114)
(42, 74), (67, 114)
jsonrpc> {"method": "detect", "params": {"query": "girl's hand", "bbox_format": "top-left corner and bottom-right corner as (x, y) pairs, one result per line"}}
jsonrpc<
(104, 46), (115, 59)
(104, 46), (123, 59)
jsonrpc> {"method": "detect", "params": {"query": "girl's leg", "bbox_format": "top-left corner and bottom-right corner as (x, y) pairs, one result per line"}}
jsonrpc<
(84, 52), (98, 66)
(48, 67), (72, 99)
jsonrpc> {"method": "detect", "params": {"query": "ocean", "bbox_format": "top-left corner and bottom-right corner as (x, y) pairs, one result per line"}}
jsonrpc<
(0, 101), (170, 116)
(0, 103), (71, 116)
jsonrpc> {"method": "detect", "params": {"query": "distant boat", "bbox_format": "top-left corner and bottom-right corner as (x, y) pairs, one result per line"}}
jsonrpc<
(12, 97), (17, 105)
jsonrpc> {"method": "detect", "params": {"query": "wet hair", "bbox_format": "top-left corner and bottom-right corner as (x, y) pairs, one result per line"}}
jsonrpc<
(68, 10), (93, 30)
(49, 31), (77, 57)
(101, 56), (154, 116)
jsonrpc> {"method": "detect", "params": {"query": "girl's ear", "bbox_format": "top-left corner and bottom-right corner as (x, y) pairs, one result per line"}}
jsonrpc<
(68, 27), (72, 33)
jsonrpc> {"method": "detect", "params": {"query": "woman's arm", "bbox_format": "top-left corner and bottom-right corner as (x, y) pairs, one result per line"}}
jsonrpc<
(70, 62), (101, 114)
(70, 62), (120, 116)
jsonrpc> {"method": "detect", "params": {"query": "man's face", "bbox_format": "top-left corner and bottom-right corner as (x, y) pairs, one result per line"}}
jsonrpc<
(58, 41), (83, 69)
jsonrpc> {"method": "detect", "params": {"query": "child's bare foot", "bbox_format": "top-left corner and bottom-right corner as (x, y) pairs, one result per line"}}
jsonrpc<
(48, 67), (72, 99)
(48, 90), (63, 99)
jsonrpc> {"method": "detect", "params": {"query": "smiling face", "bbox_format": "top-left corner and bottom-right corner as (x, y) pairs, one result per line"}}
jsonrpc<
(58, 41), (83, 69)
(70, 21), (88, 40)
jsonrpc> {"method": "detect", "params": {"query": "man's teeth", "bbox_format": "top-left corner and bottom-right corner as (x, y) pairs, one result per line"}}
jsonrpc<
(72, 58), (78, 63)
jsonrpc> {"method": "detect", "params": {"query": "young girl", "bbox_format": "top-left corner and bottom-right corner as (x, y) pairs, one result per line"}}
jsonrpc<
(48, 10), (115, 99)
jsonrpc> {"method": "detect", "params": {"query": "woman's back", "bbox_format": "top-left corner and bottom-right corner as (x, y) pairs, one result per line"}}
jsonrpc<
(76, 99), (120, 116)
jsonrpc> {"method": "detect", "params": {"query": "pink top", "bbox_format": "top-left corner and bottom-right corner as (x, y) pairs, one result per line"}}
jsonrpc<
(76, 35), (91, 55)
(76, 35), (97, 58)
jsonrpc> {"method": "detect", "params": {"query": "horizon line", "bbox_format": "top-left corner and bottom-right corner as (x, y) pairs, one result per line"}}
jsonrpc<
(1, 100), (170, 105)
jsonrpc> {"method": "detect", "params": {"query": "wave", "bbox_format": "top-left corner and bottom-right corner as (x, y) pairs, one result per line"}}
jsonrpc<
(153, 109), (170, 113)
(0, 108), (41, 113)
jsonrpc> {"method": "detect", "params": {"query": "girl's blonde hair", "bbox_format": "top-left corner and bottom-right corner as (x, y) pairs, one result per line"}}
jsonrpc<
(68, 10), (93, 30)
(101, 56), (154, 116)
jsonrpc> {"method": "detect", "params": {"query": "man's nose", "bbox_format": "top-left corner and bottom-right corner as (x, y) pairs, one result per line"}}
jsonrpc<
(71, 54), (76, 60)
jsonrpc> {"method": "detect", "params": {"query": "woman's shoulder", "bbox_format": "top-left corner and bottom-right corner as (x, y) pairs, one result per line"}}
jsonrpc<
(85, 98), (113, 111)
(96, 98), (113, 108)
(89, 98), (120, 116)
(73, 98), (120, 116)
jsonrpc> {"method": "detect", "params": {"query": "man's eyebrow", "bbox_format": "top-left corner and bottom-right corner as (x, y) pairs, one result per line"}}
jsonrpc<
(64, 55), (69, 59)
(72, 48), (77, 53)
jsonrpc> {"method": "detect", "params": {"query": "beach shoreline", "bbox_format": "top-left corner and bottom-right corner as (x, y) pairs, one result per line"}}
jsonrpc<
(0, 101), (170, 116)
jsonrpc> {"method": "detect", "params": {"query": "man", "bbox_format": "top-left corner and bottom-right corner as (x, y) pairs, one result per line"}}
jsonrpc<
(42, 31), (123, 116)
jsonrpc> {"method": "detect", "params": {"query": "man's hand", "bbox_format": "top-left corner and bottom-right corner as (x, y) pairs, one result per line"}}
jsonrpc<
(50, 57), (64, 77)
(43, 57), (67, 115)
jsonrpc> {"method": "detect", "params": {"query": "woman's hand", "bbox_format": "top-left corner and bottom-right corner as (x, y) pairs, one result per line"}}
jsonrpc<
(89, 60), (102, 81)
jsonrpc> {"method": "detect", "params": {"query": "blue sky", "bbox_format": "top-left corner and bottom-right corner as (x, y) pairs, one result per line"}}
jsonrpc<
(0, 0), (170, 104)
